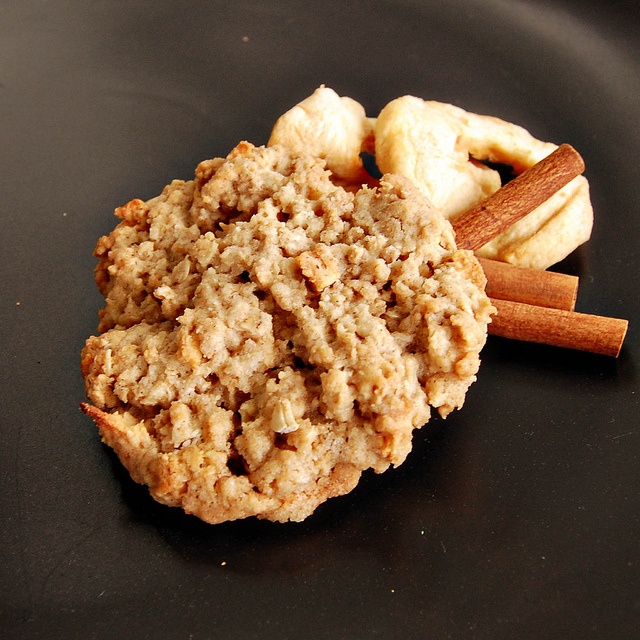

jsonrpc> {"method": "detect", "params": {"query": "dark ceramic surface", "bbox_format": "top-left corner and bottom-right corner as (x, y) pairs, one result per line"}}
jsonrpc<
(1, 1), (639, 638)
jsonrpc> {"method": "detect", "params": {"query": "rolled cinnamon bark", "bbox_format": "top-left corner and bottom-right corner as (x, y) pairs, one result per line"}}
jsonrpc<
(488, 298), (628, 357)
(453, 144), (585, 252)
(479, 258), (578, 311)
(448, 144), (628, 356)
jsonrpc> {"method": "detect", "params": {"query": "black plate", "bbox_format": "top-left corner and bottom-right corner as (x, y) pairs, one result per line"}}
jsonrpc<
(2, 1), (639, 638)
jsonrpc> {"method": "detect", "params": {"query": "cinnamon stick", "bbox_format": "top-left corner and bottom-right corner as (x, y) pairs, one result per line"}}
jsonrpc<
(489, 298), (628, 357)
(446, 142), (628, 356)
(479, 258), (578, 311)
(453, 144), (585, 251)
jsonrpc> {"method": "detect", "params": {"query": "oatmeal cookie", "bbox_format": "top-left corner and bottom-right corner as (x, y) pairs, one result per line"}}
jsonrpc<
(81, 142), (493, 523)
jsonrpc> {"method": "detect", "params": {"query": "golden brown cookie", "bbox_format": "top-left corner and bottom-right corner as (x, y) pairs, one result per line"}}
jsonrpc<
(81, 142), (493, 523)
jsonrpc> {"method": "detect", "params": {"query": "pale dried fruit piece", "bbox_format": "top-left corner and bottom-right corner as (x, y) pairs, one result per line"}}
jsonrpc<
(268, 85), (374, 184)
(375, 96), (593, 269)
(375, 96), (502, 216)
(270, 88), (594, 270)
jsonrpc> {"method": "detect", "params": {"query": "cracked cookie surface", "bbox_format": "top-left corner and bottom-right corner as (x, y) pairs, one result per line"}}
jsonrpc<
(81, 141), (493, 523)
